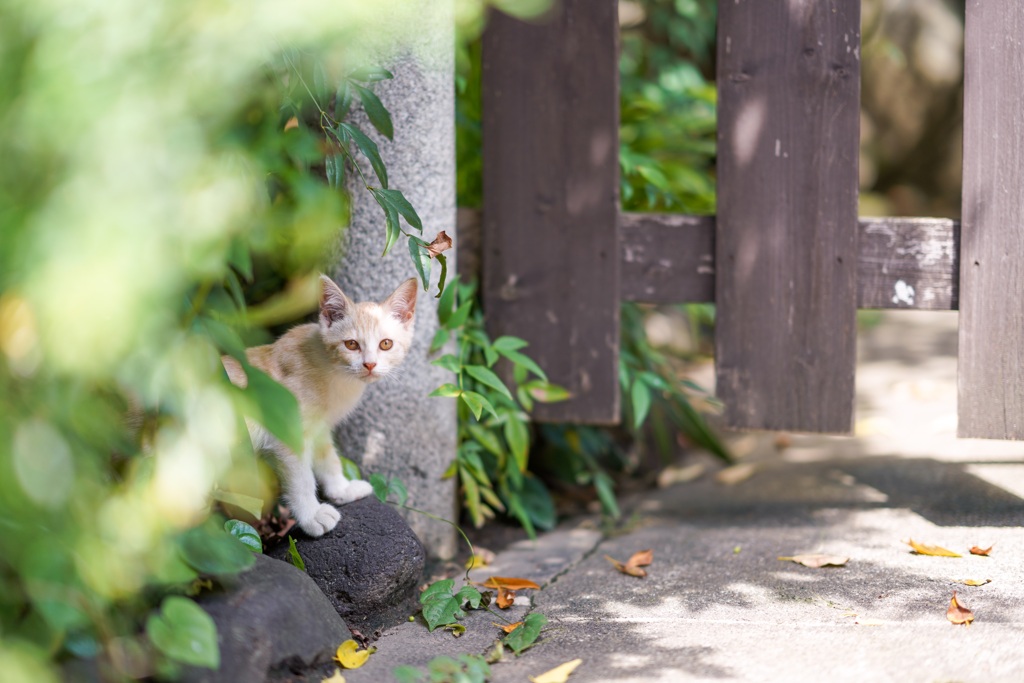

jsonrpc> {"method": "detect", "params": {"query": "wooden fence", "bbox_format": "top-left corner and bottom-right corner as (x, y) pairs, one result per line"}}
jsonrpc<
(480, 0), (1024, 440)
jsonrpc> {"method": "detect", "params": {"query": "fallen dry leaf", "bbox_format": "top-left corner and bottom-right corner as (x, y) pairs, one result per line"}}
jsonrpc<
(495, 621), (522, 634)
(605, 549), (654, 578)
(958, 578), (992, 587)
(466, 547), (496, 569)
(530, 658), (583, 683)
(322, 670), (346, 683)
(969, 544), (993, 557)
(496, 587), (516, 609)
(334, 640), (374, 669)
(777, 553), (849, 568)
(657, 463), (706, 488)
(482, 576), (541, 591)
(906, 539), (962, 558)
(946, 591), (975, 627)
(426, 231), (453, 258)
(715, 463), (757, 486)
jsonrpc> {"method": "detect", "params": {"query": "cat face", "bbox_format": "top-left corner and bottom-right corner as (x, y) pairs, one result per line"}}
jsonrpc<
(318, 276), (417, 383)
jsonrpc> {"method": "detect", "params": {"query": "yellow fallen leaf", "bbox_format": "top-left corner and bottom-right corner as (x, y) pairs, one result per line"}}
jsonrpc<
(322, 670), (346, 683)
(906, 539), (962, 557)
(495, 621), (522, 634)
(334, 640), (373, 669)
(715, 463), (757, 486)
(958, 578), (992, 587)
(777, 554), (849, 568)
(483, 576), (541, 590)
(946, 591), (974, 626)
(969, 544), (993, 556)
(530, 658), (583, 683)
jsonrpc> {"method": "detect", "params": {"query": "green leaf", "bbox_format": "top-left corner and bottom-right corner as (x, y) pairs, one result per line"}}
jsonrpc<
(388, 478), (408, 506)
(393, 665), (424, 683)
(437, 279), (457, 325)
(435, 253), (448, 299)
(503, 418), (529, 470)
(523, 381), (570, 403)
(467, 423), (503, 458)
(369, 473), (388, 503)
(199, 316), (247, 361)
(429, 383), (462, 398)
(594, 471), (621, 519)
(146, 596), (219, 669)
(460, 391), (496, 421)
(334, 81), (353, 119)
(227, 236), (253, 281)
(287, 536), (306, 571)
(420, 579), (465, 631)
(348, 66), (394, 82)
(465, 365), (513, 402)
(495, 348), (547, 382)
(325, 152), (345, 190)
(379, 198), (401, 257)
(239, 365), (303, 453)
(631, 380), (652, 429)
(210, 489), (264, 520)
(431, 354), (462, 374)
(502, 612), (547, 654)
(456, 585), (483, 609)
(430, 327), (449, 354)
(374, 188), (423, 231)
(492, 336), (529, 353)
(353, 82), (394, 140)
(518, 476), (556, 531)
(447, 299), (473, 330)
(223, 520), (262, 554)
(407, 236), (432, 290)
(337, 122), (387, 188)
(340, 456), (362, 481)
(180, 523), (256, 576)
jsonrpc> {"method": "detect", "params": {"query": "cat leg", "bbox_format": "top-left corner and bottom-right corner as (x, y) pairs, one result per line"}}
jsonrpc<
(273, 443), (340, 537)
(314, 438), (374, 505)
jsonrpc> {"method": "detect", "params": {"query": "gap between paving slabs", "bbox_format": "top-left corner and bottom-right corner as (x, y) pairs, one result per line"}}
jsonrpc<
(341, 520), (607, 682)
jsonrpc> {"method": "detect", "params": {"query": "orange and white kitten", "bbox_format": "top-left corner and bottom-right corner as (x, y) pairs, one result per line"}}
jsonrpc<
(223, 276), (417, 537)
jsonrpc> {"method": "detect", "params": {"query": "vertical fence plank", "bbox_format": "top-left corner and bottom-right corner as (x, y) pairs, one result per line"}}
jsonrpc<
(959, 1), (1024, 439)
(715, 1), (861, 433)
(481, 1), (620, 423)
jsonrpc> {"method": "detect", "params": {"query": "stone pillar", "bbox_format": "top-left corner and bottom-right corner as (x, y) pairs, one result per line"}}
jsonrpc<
(332, 2), (457, 559)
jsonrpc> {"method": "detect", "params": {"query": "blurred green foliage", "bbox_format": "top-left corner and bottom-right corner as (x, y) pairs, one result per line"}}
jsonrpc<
(0, 0), (536, 679)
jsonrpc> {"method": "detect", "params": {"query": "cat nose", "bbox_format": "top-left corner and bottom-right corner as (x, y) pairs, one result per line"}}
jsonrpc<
(363, 362), (376, 372)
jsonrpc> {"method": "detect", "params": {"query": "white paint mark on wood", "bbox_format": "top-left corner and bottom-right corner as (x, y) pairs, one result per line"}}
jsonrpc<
(892, 280), (916, 306)
(775, 139), (781, 157)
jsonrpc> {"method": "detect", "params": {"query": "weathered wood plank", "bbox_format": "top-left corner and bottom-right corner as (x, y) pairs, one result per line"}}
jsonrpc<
(620, 213), (715, 304)
(715, 1), (861, 433)
(481, 0), (620, 423)
(621, 214), (959, 310)
(958, 1), (1024, 439)
(858, 217), (959, 310)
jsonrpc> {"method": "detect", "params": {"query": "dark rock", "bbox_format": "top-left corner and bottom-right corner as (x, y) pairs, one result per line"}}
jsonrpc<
(183, 554), (351, 683)
(267, 496), (426, 633)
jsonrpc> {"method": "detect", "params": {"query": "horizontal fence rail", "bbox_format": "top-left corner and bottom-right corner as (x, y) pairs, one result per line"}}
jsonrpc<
(621, 214), (960, 310)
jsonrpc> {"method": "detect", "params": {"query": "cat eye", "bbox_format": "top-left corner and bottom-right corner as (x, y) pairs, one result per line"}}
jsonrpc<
(379, 339), (393, 351)
(344, 340), (360, 351)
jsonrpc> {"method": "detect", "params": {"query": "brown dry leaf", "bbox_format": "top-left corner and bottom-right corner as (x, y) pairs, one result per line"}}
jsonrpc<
(969, 544), (993, 557)
(482, 576), (541, 590)
(284, 116), (299, 131)
(426, 231), (453, 258)
(495, 621), (522, 634)
(530, 658), (583, 683)
(496, 587), (516, 609)
(946, 591), (975, 627)
(958, 578), (992, 587)
(777, 554), (849, 568)
(604, 549), (654, 578)
(715, 463), (757, 486)
(906, 538), (962, 558)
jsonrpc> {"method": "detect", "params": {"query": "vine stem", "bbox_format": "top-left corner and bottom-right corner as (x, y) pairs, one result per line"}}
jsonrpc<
(390, 501), (476, 584)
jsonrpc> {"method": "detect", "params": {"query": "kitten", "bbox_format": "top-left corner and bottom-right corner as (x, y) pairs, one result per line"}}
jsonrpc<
(223, 275), (417, 537)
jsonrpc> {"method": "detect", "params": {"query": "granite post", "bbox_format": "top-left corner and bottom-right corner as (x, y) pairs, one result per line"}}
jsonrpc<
(331, 2), (458, 559)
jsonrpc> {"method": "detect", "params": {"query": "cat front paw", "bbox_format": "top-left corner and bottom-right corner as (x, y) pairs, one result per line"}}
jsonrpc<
(326, 479), (374, 505)
(296, 502), (341, 537)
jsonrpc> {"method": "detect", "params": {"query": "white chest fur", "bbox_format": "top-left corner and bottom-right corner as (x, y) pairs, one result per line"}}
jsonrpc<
(320, 373), (366, 426)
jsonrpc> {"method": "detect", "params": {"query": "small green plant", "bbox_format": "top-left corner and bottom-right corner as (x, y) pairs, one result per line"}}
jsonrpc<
(394, 654), (491, 683)
(431, 280), (568, 537)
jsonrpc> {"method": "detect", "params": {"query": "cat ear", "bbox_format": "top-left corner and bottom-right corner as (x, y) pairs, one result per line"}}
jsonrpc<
(383, 278), (418, 325)
(319, 275), (351, 328)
